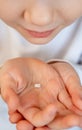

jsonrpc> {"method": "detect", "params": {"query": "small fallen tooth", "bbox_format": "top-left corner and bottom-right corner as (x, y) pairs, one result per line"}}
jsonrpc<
(34, 83), (41, 88)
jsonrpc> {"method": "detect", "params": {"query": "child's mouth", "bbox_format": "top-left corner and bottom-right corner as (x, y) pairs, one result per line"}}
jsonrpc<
(25, 29), (54, 38)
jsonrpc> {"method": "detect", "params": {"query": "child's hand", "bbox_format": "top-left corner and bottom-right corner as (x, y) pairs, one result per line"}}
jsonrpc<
(0, 58), (73, 126)
(12, 104), (82, 130)
(50, 61), (82, 114)
(10, 106), (82, 130)
(48, 106), (82, 130)
(0, 58), (81, 127)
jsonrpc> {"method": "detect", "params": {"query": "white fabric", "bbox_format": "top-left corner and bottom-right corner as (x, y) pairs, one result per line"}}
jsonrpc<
(0, 17), (82, 130)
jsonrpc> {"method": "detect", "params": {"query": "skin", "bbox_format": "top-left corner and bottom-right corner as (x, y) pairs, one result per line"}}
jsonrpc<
(0, 58), (82, 130)
(0, 0), (82, 44)
(0, 0), (82, 130)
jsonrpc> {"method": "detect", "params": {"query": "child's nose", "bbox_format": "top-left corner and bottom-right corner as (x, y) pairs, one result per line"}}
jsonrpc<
(24, 3), (53, 26)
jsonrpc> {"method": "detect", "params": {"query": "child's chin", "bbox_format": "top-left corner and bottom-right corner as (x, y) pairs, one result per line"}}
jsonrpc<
(25, 37), (54, 45)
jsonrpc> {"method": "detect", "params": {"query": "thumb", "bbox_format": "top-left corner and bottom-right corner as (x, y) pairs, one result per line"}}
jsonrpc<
(19, 104), (57, 127)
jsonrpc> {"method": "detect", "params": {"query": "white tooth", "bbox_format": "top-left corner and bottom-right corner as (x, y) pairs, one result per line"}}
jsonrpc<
(34, 83), (41, 88)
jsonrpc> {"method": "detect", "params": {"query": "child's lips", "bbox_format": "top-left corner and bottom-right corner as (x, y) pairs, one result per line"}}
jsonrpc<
(25, 29), (54, 38)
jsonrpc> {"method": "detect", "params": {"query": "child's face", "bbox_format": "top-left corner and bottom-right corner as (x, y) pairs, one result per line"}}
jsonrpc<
(0, 0), (82, 44)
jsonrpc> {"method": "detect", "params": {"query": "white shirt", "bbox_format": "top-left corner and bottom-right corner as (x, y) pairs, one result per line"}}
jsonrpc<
(0, 18), (82, 130)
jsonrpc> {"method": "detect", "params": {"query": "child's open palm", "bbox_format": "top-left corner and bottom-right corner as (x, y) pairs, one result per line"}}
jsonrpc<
(0, 58), (82, 128)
